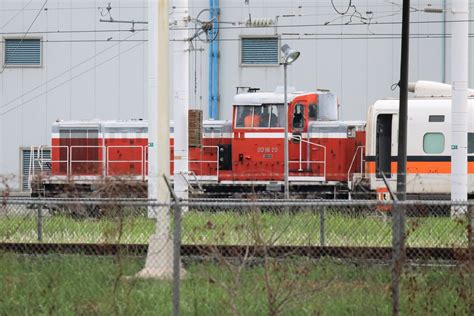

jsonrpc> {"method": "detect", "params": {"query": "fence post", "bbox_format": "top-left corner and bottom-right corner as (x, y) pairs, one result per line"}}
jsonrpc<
(320, 207), (326, 247)
(163, 176), (182, 316)
(468, 203), (473, 250)
(391, 198), (405, 316)
(37, 204), (43, 242)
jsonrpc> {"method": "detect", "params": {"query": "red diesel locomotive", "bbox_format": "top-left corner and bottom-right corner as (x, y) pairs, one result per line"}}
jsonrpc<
(29, 88), (366, 198)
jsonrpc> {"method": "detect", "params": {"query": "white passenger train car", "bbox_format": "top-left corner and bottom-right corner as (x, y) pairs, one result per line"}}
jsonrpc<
(362, 94), (474, 198)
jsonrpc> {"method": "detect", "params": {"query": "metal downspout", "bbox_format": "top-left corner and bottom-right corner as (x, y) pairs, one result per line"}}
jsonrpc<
(208, 0), (219, 119)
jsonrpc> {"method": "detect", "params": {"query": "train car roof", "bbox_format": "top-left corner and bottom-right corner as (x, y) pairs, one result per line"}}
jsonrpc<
(52, 119), (231, 131)
(233, 91), (312, 106)
(371, 97), (474, 111)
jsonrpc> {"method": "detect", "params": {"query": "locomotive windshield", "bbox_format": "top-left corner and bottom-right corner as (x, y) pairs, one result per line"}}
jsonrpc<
(235, 104), (284, 128)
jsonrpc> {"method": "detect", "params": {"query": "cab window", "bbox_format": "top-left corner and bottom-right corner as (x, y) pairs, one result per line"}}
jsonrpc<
(235, 106), (257, 128)
(235, 105), (284, 128)
(292, 104), (305, 129)
(309, 104), (317, 121)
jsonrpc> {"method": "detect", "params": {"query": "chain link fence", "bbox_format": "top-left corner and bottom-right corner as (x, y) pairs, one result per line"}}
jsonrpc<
(0, 197), (473, 314)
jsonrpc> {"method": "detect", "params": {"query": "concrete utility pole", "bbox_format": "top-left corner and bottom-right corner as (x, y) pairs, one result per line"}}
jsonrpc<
(138, 0), (173, 279)
(450, 0), (469, 215)
(172, 0), (189, 203)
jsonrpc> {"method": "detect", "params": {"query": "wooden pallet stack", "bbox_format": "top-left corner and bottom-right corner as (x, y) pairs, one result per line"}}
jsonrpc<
(188, 109), (203, 147)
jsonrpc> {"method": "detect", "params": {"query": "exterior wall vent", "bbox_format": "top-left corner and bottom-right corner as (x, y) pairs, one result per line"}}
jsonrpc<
(241, 36), (279, 66)
(4, 38), (41, 66)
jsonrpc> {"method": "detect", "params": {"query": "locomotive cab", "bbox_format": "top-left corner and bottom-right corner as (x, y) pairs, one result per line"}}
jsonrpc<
(230, 88), (355, 186)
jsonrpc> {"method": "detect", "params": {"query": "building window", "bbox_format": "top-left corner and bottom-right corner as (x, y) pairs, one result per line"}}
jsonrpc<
(241, 36), (279, 66)
(4, 38), (41, 67)
(429, 115), (444, 122)
(423, 132), (445, 154)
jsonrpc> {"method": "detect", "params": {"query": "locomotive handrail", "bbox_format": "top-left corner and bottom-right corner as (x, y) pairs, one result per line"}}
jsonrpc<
(347, 145), (365, 189)
(106, 145), (146, 180)
(290, 135), (326, 179)
(28, 145), (69, 190)
(69, 145), (105, 176)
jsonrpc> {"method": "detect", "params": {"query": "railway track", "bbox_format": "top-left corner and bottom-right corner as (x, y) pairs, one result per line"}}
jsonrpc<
(0, 243), (471, 262)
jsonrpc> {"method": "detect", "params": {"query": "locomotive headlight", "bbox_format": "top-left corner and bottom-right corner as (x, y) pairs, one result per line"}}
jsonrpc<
(347, 126), (356, 138)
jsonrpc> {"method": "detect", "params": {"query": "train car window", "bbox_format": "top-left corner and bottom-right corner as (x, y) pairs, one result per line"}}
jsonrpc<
(429, 115), (444, 122)
(468, 133), (474, 154)
(423, 133), (445, 154)
(292, 104), (305, 129)
(308, 104), (317, 121)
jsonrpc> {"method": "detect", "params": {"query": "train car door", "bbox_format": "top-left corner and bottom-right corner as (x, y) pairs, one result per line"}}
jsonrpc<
(289, 100), (307, 172)
(376, 114), (392, 178)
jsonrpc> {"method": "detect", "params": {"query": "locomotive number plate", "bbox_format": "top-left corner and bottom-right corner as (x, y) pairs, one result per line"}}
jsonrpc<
(257, 147), (278, 153)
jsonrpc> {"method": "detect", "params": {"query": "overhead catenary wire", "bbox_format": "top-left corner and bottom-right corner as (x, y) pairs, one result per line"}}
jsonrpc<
(0, 16), (473, 36)
(0, 31), (467, 44)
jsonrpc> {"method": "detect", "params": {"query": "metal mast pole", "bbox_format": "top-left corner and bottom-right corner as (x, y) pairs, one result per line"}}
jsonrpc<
(173, 0), (189, 203)
(451, 0), (469, 216)
(392, 0), (410, 313)
(284, 63), (289, 199)
(396, 2), (410, 202)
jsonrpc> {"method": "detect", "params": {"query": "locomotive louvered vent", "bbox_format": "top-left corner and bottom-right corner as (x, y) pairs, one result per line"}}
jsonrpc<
(189, 110), (203, 147)
(5, 39), (41, 66)
(241, 37), (279, 65)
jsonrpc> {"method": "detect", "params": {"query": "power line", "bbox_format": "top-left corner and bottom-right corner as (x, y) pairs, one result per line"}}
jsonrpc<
(0, 39), (146, 43)
(0, 29), (144, 111)
(173, 18), (474, 31)
(0, 3), (460, 11)
(0, 0), (48, 73)
(0, 0), (33, 30)
(171, 34), (474, 42)
(0, 40), (145, 117)
(0, 29), (143, 35)
(0, 31), (468, 44)
(0, 16), (471, 36)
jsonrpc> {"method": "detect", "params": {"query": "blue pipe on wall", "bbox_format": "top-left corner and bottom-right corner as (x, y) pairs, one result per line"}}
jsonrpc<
(213, 0), (219, 119)
(208, 0), (219, 119)
(208, 0), (213, 119)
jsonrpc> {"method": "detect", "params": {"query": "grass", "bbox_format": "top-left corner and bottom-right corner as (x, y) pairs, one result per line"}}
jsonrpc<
(0, 209), (469, 247)
(0, 253), (472, 315)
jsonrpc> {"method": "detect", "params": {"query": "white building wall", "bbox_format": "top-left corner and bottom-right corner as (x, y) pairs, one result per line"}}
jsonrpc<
(0, 0), (148, 188)
(0, 0), (472, 189)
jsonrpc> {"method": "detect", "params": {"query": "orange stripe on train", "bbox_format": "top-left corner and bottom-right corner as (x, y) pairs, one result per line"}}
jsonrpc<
(365, 161), (474, 174)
